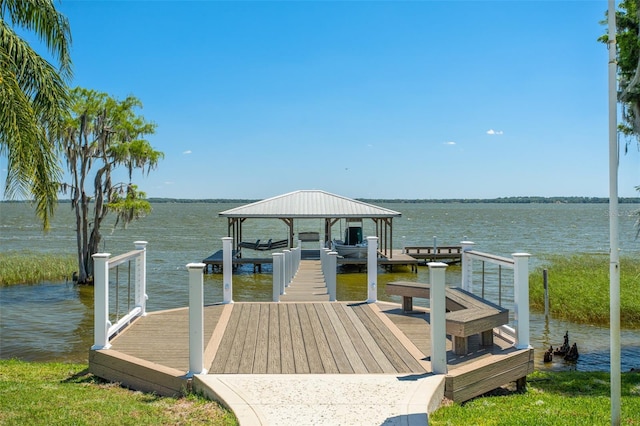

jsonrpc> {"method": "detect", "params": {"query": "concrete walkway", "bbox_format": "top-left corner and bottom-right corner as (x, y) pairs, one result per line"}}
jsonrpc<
(194, 373), (445, 425)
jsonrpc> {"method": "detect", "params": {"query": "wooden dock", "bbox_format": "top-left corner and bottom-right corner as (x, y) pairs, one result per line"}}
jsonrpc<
(403, 246), (462, 265)
(202, 249), (420, 273)
(89, 260), (533, 405)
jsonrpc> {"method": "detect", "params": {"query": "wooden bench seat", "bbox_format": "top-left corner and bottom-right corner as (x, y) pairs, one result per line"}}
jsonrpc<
(386, 281), (509, 355)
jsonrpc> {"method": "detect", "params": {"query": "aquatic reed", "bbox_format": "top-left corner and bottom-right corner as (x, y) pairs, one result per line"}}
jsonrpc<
(529, 254), (640, 328)
(0, 251), (76, 285)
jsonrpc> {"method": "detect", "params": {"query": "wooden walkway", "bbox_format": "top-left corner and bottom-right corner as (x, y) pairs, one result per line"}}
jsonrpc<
(280, 260), (330, 302)
(89, 260), (533, 404)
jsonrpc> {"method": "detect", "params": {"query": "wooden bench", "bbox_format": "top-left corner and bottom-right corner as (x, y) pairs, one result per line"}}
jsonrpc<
(386, 281), (509, 355)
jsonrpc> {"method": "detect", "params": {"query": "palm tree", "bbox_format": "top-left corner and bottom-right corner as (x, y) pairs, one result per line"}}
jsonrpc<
(0, 0), (72, 230)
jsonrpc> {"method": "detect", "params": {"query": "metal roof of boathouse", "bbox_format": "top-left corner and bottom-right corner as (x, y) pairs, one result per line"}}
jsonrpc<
(219, 190), (401, 219)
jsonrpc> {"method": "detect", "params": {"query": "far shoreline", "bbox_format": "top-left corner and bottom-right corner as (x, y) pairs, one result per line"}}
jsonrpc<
(5, 196), (637, 204)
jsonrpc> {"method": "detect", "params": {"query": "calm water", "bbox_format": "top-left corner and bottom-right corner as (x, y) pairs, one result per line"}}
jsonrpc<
(1, 201), (639, 371)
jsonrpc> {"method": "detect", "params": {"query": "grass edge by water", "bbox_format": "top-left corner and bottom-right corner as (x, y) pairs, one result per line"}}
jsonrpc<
(0, 359), (237, 425)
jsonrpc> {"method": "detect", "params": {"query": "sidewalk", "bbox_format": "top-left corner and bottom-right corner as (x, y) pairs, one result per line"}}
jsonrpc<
(194, 373), (445, 425)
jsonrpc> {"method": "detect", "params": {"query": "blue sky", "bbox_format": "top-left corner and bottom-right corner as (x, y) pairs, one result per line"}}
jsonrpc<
(4, 0), (640, 199)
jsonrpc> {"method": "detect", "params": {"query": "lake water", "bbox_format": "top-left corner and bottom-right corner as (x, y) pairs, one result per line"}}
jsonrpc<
(1, 201), (639, 371)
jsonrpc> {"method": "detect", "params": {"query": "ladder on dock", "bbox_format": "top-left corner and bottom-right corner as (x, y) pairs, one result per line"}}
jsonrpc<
(280, 260), (330, 302)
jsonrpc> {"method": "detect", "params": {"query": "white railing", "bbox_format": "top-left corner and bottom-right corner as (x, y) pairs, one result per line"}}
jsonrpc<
(461, 241), (531, 350)
(91, 241), (147, 350)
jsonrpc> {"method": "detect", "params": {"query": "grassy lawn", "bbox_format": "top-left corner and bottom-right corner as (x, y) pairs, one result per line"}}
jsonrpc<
(430, 370), (640, 426)
(0, 360), (237, 425)
(529, 254), (640, 328)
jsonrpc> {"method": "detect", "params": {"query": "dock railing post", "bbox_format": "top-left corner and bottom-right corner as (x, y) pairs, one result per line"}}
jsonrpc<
(321, 248), (330, 277)
(222, 237), (233, 304)
(92, 253), (111, 350)
(279, 253), (286, 295)
(187, 263), (206, 376)
(429, 262), (448, 375)
(460, 241), (475, 292)
(283, 249), (291, 287)
(134, 241), (148, 316)
(513, 253), (532, 349)
(367, 236), (378, 303)
(273, 253), (283, 302)
(327, 251), (337, 301)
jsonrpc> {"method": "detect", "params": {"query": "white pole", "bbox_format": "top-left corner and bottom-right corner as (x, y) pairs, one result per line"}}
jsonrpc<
(91, 253), (111, 350)
(283, 249), (291, 287)
(366, 236), (378, 303)
(513, 253), (531, 350)
(279, 253), (286, 295)
(222, 237), (233, 304)
(327, 251), (337, 301)
(134, 241), (147, 316)
(187, 263), (206, 376)
(607, 1), (621, 423)
(429, 262), (448, 374)
(273, 253), (283, 302)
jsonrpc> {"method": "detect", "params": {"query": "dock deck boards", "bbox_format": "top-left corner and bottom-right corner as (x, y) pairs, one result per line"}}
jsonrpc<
(96, 259), (534, 403)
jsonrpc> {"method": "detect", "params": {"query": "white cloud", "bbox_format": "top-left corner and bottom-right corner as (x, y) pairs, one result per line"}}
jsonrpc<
(443, 141), (456, 145)
(182, 150), (192, 154)
(164, 181), (174, 185)
(486, 129), (504, 135)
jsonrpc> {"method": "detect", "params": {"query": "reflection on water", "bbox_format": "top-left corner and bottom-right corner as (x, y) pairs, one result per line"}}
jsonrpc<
(1, 202), (639, 371)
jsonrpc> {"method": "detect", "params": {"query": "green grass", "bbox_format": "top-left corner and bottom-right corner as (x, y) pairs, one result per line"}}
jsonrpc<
(430, 370), (640, 426)
(529, 254), (640, 328)
(0, 251), (76, 286)
(0, 360), (237, 425)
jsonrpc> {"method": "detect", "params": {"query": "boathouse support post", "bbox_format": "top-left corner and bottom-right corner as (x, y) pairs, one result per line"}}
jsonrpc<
(429, 262), (448, 374)
(367, 236), (378, 303)
(273, 253), (283, 302)
(283, 249), (291, 287)
(92, 253), (111, 350)
(513, 253), (532, 349)
(460, 241), (475, 291)
(327, 251), (337, 301)
(187, 263), (206, 376)
(222, 237), (233, 304)
(134, 241), (148, 316)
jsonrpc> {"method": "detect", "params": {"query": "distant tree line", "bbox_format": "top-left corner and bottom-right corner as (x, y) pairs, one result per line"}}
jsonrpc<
(3, 196), (639, 205)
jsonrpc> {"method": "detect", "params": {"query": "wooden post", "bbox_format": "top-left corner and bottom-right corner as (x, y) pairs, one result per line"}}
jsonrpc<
(187, 263), (206, 376)
(367, 236), (378, 303)
(272, 253), (283, 302)
(222, 237), (233, 304)
(429, 262), (448, 374)
(134, 241), (147, 316)
(513, 253), (531, 349)
(327, 251), (337, 301)
(92, 253), (111, 350)
(460, 241), (475, 291)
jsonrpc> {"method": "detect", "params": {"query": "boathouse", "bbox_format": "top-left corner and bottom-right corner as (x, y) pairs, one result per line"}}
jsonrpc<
(218, 190), (402, 258)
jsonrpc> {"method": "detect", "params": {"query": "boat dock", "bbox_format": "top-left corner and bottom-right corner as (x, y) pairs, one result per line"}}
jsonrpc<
(89, 259), (533, 424)
(202, 247), (458, 274)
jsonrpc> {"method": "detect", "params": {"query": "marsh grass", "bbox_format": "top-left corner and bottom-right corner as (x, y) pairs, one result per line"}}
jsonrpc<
(0, 251), (76, 286)
(530, 254), (640, 328)
(430, 370), (640, 426)
(0, 360), (237, 425)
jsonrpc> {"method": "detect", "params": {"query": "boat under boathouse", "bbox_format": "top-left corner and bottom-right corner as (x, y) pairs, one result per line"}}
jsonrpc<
(218, 189), (402, 258)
